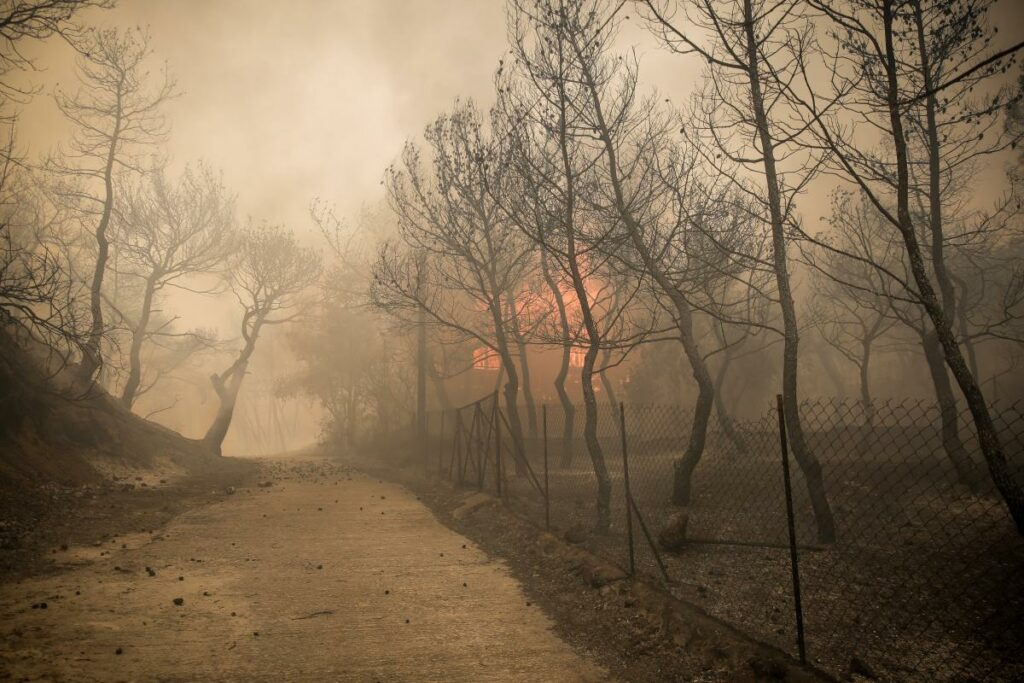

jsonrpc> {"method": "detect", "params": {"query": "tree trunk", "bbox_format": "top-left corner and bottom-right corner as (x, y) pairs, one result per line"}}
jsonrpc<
(488, 296), (526, 475)
(921, 332), (980, 488)
(743, 0), (836, 543)
(713, 345), (748, 452)
(581, 340), (612, 534)
(859, 342), (873, 420)
(427, 351), (453, 412)
(598, 346), (618, 410)
(204, 317), (261, 455)
(77, 110), (123, 385)
(203, 360), (247, 455)
(416, 305), (427, 449)
(121, 275), (158, 408)
(882, 0), (1023, 533)
(539, 248), (576, 468)
(669, 305), (715, 508)
(551, 41), (611, 532)
(507, 295), (538, 441)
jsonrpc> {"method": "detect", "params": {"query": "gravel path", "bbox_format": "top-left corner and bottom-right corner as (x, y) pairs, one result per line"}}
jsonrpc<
(0, 457), (611, 682)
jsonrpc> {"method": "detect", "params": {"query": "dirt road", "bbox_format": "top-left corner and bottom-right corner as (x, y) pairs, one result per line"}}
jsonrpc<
(0, 457), (611, 682)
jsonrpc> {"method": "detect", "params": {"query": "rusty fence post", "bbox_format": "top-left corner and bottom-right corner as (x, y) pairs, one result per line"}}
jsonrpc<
(620, 402), (636, 577)
(451, 412), (461, 482)
(423, 412), (430, 477)
(543, 404), (550, 531)
(438, 410), (445, 477)
(495, 404), (503, 499)
(777, 394), (807, 665)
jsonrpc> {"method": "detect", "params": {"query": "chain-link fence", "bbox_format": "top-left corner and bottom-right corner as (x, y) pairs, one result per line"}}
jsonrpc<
(405, 395), (1024, 682)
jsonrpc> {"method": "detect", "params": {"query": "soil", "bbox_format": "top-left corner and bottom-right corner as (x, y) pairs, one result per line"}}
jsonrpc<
(0, 458), (253, 583)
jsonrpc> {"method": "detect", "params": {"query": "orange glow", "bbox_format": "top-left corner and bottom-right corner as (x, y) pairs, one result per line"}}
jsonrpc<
(472, 347), (500, 370)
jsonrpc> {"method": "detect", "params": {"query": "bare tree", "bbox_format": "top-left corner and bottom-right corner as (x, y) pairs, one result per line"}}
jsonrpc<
(801, 0), (1024, 531)
(642, 0), (837, 541)
(47, 26), (176, 386)
(805, 194), (901, 424)
(0, 130), (86, 359)
(373, 100), (537, 465)
(0, 0), (113, 117)
(203, 222), (320, 455)
(503, 0), (637, 532)
(113, 162), (236, 408)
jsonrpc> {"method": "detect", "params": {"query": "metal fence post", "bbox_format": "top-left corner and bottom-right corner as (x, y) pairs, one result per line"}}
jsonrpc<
(495, 405), (503, 499)
(777, 394), (807, 665)
(543, 404), (550, 531)
(620, 402), (636, 577)
(424, 412), (430, 477)
(438, 410), (445, 477)
(452, 413), (461, 482)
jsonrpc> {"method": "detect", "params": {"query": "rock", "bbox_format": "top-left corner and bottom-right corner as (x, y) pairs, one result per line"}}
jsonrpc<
(581, 560), (626, 588)
(536, 533), (562, 555)
(452, 493), (494, 520)
(115, 647), (123, 655)
(847, 655), (877, 680)
(749, 656), (787, 680)
(257, 481), (273, 488)
(564, 522), (588, 545)
(226, 486), (236, 495)
(658, 510), (690, 552)
(172, 597), (184, 606)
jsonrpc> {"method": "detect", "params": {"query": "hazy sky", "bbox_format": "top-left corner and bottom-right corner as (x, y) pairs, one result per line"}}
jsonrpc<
(20, 1), (517, 227)
(18, 0), (1020, 236)
(10, 0), (1024, 448)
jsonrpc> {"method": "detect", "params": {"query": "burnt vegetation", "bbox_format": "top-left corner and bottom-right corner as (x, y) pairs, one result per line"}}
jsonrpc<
(1, 0), (1023, 681)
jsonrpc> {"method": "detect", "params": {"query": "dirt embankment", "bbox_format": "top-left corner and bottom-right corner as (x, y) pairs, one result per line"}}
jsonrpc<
(0, 328), (254, 582)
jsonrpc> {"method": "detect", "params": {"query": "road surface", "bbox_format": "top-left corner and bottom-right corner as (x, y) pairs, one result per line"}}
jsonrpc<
(0, 457), (611, 682)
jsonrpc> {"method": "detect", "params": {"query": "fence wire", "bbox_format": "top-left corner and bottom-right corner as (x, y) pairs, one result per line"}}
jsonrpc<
(389, 395), (1024, 682)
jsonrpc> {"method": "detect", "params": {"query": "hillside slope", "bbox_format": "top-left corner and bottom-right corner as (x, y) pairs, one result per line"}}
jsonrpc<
(0, 328), (233, 486)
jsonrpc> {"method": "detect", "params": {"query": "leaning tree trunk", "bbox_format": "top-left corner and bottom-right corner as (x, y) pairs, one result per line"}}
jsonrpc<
(580, 340), (612, 534)
(883, 0), (1024, 534)
(921, 331), (981, 489)
(598, 346), (618, 410)
(77, 112), (123, 386)
(556, 354), (576, 469)
(426, 345), (453, 412)
(859, 341), (873, 424)
(204, 320), (261, 455)
(539, 248), (576, 468)
(744, 0), (836, 543)
(857, 339), (875, 454)
(121, 274), (158, 408)
(508, 296), (538, 441)
(575, 38), (715, 522)
(669, 305), (716, 507)
(551, 47), (610, 533)
(489, 297), (527, 475)
(712, 345), (748, 453)
(203, 360), (248, 455)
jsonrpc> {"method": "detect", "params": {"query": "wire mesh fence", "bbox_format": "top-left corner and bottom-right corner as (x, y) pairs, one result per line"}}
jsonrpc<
(407, 395), (1024, 682)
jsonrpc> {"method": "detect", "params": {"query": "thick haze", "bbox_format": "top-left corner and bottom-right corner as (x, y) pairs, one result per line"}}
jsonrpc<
(11, 0), (1023, 451)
